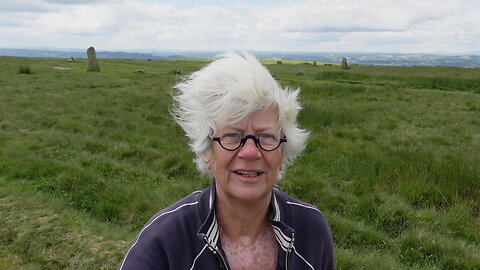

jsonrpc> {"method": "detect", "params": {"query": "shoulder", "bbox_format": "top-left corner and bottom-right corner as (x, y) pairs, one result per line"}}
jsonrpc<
(141, 190), (204, 238)
(274, 189), (328, 220)
(119, 190), (205, 270)
(274, 189), (331, 237)
(151, 190), (203, 220)
(128, 189), (205, 250)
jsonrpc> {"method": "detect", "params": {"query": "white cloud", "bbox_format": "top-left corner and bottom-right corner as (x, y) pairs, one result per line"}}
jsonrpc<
(255, 0), (459, 33)
(0, 0), (479, 54)
(43, 0), (104, 3)
(248, 0), (480, 53)
(0, 0), (53, 12)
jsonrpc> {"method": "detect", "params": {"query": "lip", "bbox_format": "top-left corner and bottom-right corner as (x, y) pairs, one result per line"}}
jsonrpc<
(232, 169), (264, 182)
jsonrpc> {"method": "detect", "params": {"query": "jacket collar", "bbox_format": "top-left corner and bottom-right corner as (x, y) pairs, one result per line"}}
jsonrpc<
(197, 182), (295, 252)
(197, 182), (220, 248)
(270, 190), (295, 252)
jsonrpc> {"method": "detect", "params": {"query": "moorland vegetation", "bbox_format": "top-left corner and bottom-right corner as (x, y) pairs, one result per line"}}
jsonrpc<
(0, 56), (479, 269)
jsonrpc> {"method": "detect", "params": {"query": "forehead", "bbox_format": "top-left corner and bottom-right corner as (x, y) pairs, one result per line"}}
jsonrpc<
(217, 106), (279, 131)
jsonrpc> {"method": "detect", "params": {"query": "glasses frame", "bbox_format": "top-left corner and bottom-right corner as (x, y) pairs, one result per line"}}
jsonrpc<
(209, 134), (287, 152)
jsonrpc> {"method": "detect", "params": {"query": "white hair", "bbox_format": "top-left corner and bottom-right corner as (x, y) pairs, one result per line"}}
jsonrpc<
(171, 52), (309, 179)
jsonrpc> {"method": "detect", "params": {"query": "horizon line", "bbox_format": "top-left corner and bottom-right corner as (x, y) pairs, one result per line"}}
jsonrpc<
(1, 47), (480, 57)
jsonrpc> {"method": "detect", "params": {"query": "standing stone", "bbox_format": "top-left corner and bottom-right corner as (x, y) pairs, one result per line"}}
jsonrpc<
(87, 47), (100, 72)
(342, 57), (349, 69)
(313, 61), (317, 66)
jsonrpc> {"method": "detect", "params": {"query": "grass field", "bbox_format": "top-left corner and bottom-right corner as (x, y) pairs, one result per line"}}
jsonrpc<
(0, 56), (479, 269)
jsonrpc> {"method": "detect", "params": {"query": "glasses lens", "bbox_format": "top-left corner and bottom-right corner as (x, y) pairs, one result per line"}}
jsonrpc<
(220, 133), (242, 150)
(258, 133), (280, 151)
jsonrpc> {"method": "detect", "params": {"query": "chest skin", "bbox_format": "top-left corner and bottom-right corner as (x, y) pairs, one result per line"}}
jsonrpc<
(220, 225), (279, 270)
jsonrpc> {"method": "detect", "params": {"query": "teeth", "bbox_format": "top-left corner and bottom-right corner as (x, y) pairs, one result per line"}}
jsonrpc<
(236, 171), (260, 177)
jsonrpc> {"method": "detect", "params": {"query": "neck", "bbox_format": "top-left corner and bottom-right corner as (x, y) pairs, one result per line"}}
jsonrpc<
(215, 191), (272, 241)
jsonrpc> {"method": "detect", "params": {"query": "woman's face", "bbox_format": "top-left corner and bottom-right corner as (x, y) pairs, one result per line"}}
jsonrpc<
(205, 106), (283, 204)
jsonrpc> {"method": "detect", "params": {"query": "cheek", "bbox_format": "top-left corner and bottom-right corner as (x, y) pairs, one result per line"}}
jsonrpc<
(208, 147), (227, 173)
(209, 158), (219, 173)
(271, 151), (283, 170)
(211, 159), (219, 173)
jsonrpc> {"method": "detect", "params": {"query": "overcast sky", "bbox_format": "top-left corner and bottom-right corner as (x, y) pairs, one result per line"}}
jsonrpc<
(1, 0), (479, 54)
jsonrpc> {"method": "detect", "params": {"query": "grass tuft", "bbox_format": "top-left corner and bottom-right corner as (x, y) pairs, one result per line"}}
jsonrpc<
(18, 65), (32, 74)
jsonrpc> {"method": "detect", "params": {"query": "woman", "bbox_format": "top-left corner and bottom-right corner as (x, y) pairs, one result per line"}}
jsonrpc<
(119, 52), (334, 270)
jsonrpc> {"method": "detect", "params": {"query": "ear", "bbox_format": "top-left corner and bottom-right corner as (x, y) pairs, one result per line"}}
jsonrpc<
(202, 153), (212, 170)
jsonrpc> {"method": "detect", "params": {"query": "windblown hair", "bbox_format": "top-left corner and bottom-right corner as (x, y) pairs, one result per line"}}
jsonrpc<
(171, 52), (309, 179)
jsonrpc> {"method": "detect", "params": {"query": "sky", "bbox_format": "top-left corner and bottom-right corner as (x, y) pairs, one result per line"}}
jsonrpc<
(1, 0), (479, 54)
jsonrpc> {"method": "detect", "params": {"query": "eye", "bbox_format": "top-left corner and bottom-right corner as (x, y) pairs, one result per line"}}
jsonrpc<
(222, 133), (241, 138)
(220, 132), (242, 147)
(259, 133), (276, 139)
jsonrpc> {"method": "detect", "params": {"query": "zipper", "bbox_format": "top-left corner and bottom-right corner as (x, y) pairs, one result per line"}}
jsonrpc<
(285, 232), (295, 270)
(203, 236), (230, 270)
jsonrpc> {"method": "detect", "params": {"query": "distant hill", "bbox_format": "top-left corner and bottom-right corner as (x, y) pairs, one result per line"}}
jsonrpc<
(1, 48), (479, 67)
(253, 52), (480, 68)
(0, 49), (167, 60)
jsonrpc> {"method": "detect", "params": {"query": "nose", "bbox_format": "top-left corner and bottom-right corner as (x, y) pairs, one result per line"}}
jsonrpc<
(237, 136), (261, 159)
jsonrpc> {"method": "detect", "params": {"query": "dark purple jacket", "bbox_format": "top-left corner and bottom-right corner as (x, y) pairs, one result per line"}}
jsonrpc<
(119, 183), (334, 269)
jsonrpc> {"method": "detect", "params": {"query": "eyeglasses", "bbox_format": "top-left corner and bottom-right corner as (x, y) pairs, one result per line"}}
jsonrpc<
(209, 133), (287, 151)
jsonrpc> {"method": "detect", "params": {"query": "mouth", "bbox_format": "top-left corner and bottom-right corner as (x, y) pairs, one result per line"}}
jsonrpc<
(233, 170), (263, 177)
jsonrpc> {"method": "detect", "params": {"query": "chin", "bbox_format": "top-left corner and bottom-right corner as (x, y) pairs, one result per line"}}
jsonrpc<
(231, 185), (272, 202)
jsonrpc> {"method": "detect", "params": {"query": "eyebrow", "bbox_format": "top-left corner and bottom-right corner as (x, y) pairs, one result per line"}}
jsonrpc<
(220, 127), (278, 134)
(219, 121), (280, 133)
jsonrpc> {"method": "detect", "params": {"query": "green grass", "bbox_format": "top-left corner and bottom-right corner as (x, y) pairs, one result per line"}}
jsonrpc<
(0, 176), (132, 269)
(0, 56), (479, 269)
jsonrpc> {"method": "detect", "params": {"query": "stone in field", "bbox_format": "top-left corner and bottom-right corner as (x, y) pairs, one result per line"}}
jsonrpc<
(342, 57), (349, 69)
(87, 47), (100, 72)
